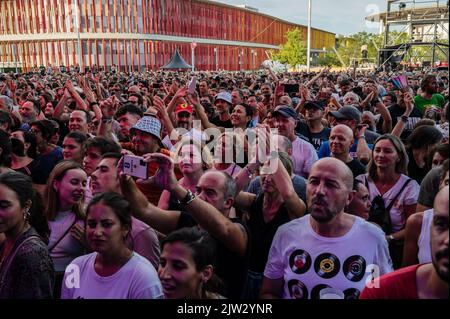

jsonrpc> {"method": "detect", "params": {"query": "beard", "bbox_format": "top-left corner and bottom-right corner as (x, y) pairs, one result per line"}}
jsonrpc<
(433, 247), (449, 283)
(309, 197), (341, 224)
(426, 87), (437, 95)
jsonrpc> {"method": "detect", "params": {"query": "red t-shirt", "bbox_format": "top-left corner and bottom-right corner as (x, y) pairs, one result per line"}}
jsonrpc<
(360, 264), (420, 299)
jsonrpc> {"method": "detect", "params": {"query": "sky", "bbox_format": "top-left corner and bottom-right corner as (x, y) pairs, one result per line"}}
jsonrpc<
(217, 0), (387, 36)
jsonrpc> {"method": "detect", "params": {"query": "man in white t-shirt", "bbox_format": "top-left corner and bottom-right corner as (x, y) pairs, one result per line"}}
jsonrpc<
(273, 105), (318, 178)
(261, 158), (393, 299)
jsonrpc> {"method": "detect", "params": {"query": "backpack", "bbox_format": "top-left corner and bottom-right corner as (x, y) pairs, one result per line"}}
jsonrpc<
(364, 176), (413, 235)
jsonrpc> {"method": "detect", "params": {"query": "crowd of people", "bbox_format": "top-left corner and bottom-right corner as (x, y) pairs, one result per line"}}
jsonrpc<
(0, 64), (448, 299)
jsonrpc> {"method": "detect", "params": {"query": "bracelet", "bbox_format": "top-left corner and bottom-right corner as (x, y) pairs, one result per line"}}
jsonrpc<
(400, 115), (408, 123)
(89, 101), (99, 107)
(180, 189), (196, 206)
(101, 117), (113, 123)
(245, 166), (254, 178)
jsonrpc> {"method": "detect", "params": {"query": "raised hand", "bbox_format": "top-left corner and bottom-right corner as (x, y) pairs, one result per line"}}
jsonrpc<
(142, 153), (178, 191)
(152, 95), (169, 119)
(356, 124), (368, 139)
(175, 87), (188, 99)
(403, 92), (414, 116)
(65, 79), (76, 92)
(99, 96), (119, 118)
(70, 223), (86, 245)
(257, 102), (267, 120)
(186, 91), (200, 106)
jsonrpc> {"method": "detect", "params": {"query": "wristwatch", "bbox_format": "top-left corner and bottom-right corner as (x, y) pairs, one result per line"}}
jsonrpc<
(101, 117), (113, 124)
(180, 189), (196, 207)
(387, 235), (395, 243)
(400, 115), (408, 123)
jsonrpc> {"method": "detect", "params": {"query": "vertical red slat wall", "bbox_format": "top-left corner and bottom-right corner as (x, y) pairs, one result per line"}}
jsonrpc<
(0, 0), (335, 71)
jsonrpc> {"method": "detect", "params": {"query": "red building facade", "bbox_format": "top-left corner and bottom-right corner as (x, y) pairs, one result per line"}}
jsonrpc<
(0, 0), (335, 71)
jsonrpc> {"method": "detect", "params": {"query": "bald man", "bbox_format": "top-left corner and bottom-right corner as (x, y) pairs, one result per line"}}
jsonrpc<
(361, 186), (449, 299)
(330, 124), (366, 179)
(261, 158), (392, 299)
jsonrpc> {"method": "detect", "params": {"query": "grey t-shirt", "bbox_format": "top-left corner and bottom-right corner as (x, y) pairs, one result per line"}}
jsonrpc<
(246, 174), (307, 203)
(418, 167), (443, 207)
(364, 129), (380, 144)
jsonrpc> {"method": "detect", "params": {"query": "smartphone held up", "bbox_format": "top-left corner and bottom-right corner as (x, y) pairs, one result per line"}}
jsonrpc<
(122, 154), (151, 179)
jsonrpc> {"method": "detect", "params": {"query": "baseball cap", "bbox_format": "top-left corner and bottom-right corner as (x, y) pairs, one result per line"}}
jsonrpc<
(304, 100), (325, 110)
(329, 106), (362, 123)
(175, 103), (193, 115)
(272, 105), (298, 120)
(130, 116), (162, 142)
(215, 92), (232, 105)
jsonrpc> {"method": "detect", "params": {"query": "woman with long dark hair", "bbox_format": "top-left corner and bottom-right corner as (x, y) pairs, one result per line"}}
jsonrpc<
(0, 172), (54, 298)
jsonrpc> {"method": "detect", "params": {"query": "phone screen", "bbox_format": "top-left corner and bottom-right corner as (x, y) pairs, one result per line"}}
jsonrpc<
(188, 76), (197, 94)
(284, 84), (299, 94)
(122, 155), (149, 179)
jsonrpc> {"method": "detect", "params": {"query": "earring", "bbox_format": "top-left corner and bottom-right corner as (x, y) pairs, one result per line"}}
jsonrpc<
(23, 209), (30, 221)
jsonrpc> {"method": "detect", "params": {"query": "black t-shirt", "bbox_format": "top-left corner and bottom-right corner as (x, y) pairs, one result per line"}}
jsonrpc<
(346, 159), (367, 179)
(13, 160), (39, 182)
(176, 212), (250, 299)
(32, 147), (64, 184)
(407, 149), (429, 184)
(247, 194), (290, 273)
(211, 116), (233, 129)
(296, 121), (331, 151)
(377, 104), (423, 140)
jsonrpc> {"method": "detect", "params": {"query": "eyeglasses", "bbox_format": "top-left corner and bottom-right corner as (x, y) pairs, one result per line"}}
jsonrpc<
(30, 129), (41, 135)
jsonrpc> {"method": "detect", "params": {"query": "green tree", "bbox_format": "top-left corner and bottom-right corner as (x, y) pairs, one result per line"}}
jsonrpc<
(336, 31), (416, 67)
(272, 28), (308, 67)
(317, 51), (342, 66)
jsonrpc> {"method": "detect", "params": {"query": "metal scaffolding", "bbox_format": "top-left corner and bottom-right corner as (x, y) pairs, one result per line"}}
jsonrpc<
(368, 0), (449, 69)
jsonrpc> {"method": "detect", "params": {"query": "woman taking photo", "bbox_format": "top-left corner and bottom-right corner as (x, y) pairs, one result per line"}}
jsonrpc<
(158, 227), (224, 299)
(61, 192), (163, 299)
(234, 152), (306, 298)
(356, 134), (420, 269)
(44, 160), (87, 293)
(0, 172), (54, 298)
(158, 138), (213, 210)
